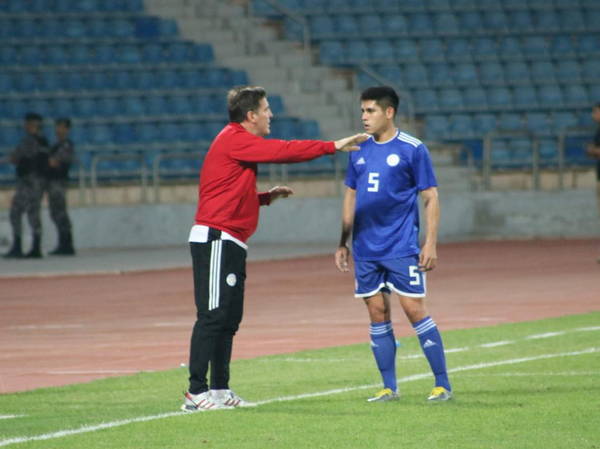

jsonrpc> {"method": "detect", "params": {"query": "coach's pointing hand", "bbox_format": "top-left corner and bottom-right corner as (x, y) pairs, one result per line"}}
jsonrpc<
(334, 133), (370, 152)
(268, 186), (293, 204)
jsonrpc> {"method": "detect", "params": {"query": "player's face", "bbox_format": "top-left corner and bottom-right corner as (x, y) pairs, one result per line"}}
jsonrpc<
(361, 100), (393, 136)
(592, 107), (600, 125)
(252, 97), (273, 137)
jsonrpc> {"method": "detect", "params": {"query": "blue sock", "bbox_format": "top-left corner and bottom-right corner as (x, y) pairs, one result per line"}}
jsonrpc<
(413, 316), (451, 391)
(370, 321), (397, 392)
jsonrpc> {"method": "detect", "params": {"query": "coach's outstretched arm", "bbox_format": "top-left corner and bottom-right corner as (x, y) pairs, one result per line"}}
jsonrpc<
(334, 133), (369, 152)
(418, 187), (440, 272)
(335, 187), (356, 273)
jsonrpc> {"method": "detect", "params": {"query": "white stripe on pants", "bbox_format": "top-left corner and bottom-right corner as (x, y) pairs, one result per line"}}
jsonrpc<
(209, 240), (222, 311)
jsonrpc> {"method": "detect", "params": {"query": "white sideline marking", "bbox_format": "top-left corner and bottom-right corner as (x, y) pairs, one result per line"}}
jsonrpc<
(576, 326), (600, 332)
(461, 371), (600, 378)
(48, 371), (150, 375)
(1, 347), (598, 447)
(480, 340), (513, 348)
(525, 332), (566, 340)
(0, 416), (25, 421)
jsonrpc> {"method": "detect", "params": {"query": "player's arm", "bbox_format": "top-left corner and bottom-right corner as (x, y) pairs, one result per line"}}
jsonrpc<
(258, 186), (294, 206)
(335, 187), (356, 273)
(419, 186), (439, 272)
(586, 143), (600, 159)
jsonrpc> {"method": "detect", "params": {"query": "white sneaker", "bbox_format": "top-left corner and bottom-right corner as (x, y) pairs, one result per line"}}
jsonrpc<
(181, 391), (223, 412)
(210, 389), (256, 408)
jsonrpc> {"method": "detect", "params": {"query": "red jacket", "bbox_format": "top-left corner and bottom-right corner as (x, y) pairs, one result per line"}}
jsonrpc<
(195, 123), (336, 242)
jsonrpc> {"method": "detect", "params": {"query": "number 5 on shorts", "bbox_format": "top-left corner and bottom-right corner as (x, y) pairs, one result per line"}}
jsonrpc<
(409, 266), (421, 285)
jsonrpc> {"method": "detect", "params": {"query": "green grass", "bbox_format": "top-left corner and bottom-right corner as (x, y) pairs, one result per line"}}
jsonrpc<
(1, 313), (600, 448)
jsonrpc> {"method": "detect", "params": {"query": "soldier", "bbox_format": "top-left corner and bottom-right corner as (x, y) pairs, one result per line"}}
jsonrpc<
(3, 113), (49, 259)
(47, 118), (75, 256)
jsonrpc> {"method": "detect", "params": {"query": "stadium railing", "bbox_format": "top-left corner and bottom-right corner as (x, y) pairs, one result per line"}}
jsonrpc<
(90, 152), (148, 204)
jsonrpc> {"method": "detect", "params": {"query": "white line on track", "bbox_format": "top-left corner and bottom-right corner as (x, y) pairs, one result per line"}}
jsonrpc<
(0, 416), (25, 421)
(47, 371), (152, 375)
(8, 324), (84, 331)
(459, 371), (600, 378)
(1, 347), (598, 447)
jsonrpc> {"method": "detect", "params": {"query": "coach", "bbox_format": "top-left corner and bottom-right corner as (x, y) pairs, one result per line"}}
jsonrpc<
(181, 86), (367, 412)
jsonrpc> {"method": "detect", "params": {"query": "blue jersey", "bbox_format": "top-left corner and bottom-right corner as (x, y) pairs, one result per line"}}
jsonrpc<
(344, 130), (437, 261)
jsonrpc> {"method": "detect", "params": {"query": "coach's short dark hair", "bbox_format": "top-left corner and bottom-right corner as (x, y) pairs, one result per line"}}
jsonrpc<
(56, 117), (71, 128)
(360, 86), (400, 116)
(227, 86), (267, 123)
(24, 112), (43, 122)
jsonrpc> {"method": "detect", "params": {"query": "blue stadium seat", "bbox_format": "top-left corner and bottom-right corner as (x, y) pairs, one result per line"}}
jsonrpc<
(325, 0), (350, 11)
(402, 64), (429, 87)
(182, 123), (208, 142)
(118, 45), (142, 64)
(537, 85), (564, 106)
(210, 96), (228, 115)
(268, 95), (285, 114)
(428, 62), (453, 87)
(97, 98), (120, 117)
(346, 41), (370, 63)
(505, 61), (530, 84)
(40, 19), (61, 38)
(420, 39), (445, 61)
(0, 74), (14, 93)
(370, 40), (395, 61)
(47, 45), (68, 65)
(87, 72), (109, 90)
(63, 72), (86, 91)
(335, 15), (359, 35)
(204, 68), (228, 88)
(175, 70), (200, 89)
(523, 37), (550, 59)
(453, 63), (478, 85)
(535, 10), (560, 32)
(64, 19), (86, 38)
(563, 85), (588, 106)
(359, 15), (384, 36)
(382, 15), (408, 34)
(27, 99), (52, 117)
(409, 13), (433, 35)
(0, 20), (12, 40)
(110, 71), (134, 90)
(525, 112), (551, 135)
(193, 44), (214, 63)
(14, 19), (38, 39)
(577, 35), (600, 56)
(448, 114), (474, 137)
(21, 47), (43, 66)
(270, 119), (297, 140)
(122, 97), (145, 116)
(583, 59), (600, 82)
(230, 70), (249, 86)
(439, 88), (464, 109)
(319, 41), (345, 65)
(375, 0), (402, 11)
(480, 62), (504, 85)
(464, 87), (487, 109)
(424, 115), (448, 139)
(0, 47), (18, 65)
(498, 37), (523, 60)
(512, 85), (538, 108)
(38, 73), (61, 92)
(561, 10), (585, 31)
(498, 113), (523, 131)
(132, 71), (156, 90)
(191, 95), (215, 115)
(556, 60), (582, 82)
(144, 96), (167, 116)
(168, 96), (193, 115)
(155, 70), (180, 89)
(472, 38), (497, 60)
(142, 43), (164, 63)
(474, 113), (497, 134)
(394, 40), (419, 61)
(538, 139), (558, 162)
(446, 39), (471, 61)
(168, 43), (191, 63)
(488, 87), (512, 108)
(530, 61), (556, 84)
(310, 15), (335, 38)
(70, 45), (91, 65)
(553, 111), (578, 133)
(123, 0), (144, 11)
(0, 127), (22, 146)
(15, 74), (37, 92)
(159, 19), (179, 37)
(458, 11), (483, 31)
(137, 123), (159, 143)
(433, 12), (459, 34)
(584, 8), (600, 30)
(114, 123), (135, 144)
(88, 125), (112, 144)
(509, 10), (533, 31)
(134, 17), (161, 38)
(299, 120), (321, 139)
(5, 100), (28, 120)
(88, 19), (108, 38)
(94, 45), (117, 64)
(550, 35), (576, 57)
(482, 11), (507, 31)
(414, 89), (440, 112)
(159, 123), (183, 142)
(111, 19), (135, 38)
(74, 98), (96, 118)
(377, 64), (402, 82)
(51, 98), (74, 117)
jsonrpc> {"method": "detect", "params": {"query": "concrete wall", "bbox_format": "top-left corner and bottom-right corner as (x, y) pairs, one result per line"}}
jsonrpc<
(1, 189), (598, 251)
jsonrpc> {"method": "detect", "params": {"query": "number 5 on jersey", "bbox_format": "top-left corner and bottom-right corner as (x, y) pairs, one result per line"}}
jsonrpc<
(367, 172), (379, 192)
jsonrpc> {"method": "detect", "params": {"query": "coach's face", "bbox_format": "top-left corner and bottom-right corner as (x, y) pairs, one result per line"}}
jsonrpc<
(251, 97), (273, 137)
(361, 100), (393, 136)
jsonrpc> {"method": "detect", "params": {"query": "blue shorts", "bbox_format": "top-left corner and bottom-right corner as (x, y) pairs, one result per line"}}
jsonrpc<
(354, 255), (426, 298)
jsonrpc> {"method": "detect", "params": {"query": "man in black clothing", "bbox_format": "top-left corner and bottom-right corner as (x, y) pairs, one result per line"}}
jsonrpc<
(586, 102), (600, 263)
(47, 118), (75, 256)
(3, 113), (49, 259)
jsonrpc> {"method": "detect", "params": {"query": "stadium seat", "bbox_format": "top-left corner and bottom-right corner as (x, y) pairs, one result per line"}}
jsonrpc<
(512, 85), (538, 109)
(509, 10), (533, 31)
(433, 12), (459, 35)
(335, 15), (359, 35)
(63, 73), (86, 92)
(21, 47), (43, 66)
(474, 113), (497, 134)
(550, 35), (576, 57)
(88, 125), (113, 144)
(0, 74), (14, 93)
(582, 60), (600, 82)
(480, 62), (504, 85)
(168, 96), (193, 115)
(204, 68), (229, 88)
(535, 10), (560, 32)
(556, 60), (582, 82)
(370, 40), (395, 62)
(5, 100), (28, 120)
(577, 35), (600, 56)
(346, 41), (370, 63)
(394, 40), (419, 61)
(472, 38), (497, 60)
(403, 64), (429, 87)
(193, 44), (214, 63)
(487, 87), (512, 108)
(359, 15), (384, 36)
(525, 112), (551, 135)
(0, 127), (21, 147)
(414, 89), (440, 112)
(122, 97), (145, 116)
(159, 19), (179, 37)
(505, 61), (530, 84)
(563, 85), (588, 106)
(482, 11), (507, 31)
(409, 13), (433, 35)
(424, 115), (448, 139)
(448, 114), (474, 137)
(584, 8), (600, 30)
(428, 63), (453, 87)
(27, 99), (52, 117)
(320, 41), (345, 65)
(464, 87), (487, 109)
(537, 85), (564, 106)
(182, 123), (208, 142)
(538, 139), (558, 162)
(299, 120), (321, 139)
(159, 123), (183, 142)
(230, 70), (249, 86)
(167, 43), (191, 63)
(70, 45), (92, 64)
(142, 43), (164, 63)
(499, 37), (523, 60)
(376, 64), (402, 82)
(427, 0), (451, 9)
(453, 63), (478, 85)
(118, 45), (142, 64)
(94, 45), (117, 64)
(446, 39), (471, 61)
(498, 113), (523, 131)
(64, 19), (86, 38)
(137, 123), (159, 143)
(144, 96), (168, 116)
(38, 73), (62, 92)
(47, 46), (69, 65)
(114, 123), (136, 144)
(382, 15), (408, 34)
(420, 39), (445, 61)
(561, 10), (585, 31)
(523, 37), (550, 59)
(110, 71), (134, 90)
(530, 61), (556, 84)
(15, 74), (37, 92)
(310, 15), (335, 38)
(553, 111), (578, 133)
(0, 47), (18, 65)
(0, 20), (13, 39)
(97, 98), (120, 117)
(155, 70), (180, 89)
(268, 95), (285, 114)
(88, 72), (109, 90)
(14, 19), (38, 39)
(132, 71), (156, 90)
(40, 19), (61, 38)
(458, 11), (482, 31)
(88, 19), (108, 38)
(439, 89), (464, 109)
(51, 98), (75, 118)
(191, 95), (215, 115)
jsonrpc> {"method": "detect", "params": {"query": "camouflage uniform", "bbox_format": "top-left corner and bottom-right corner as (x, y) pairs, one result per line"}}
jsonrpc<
(8, 134), (49, 237)
(47, 138), (74, 234)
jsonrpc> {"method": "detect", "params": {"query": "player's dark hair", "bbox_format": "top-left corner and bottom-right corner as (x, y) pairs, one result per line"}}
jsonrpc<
(56, 117), (71, 128)
(24, 112), (43, 122)
(227, 86), (267, 123)
(360, 86), (400, 117)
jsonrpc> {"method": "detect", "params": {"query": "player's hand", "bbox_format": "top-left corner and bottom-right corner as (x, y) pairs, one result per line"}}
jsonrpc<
(334, 133), (370, 153)
(418, 243), (437, 272)
(335, 245), (350, 273)
(269, 186), (293, 203)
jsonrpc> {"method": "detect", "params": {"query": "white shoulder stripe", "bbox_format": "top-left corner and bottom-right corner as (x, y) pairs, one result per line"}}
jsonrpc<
(399, 132), (422, 145)
(398, 134), (421, 148)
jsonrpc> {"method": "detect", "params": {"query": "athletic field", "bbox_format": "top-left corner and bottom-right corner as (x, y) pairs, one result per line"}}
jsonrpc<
(0, 312), (599, 448)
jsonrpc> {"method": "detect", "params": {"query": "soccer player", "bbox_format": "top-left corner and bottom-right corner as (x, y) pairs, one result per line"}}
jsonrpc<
(585, 102), (600, 263)
(182, 86), (368, 412)
(334, 86), (452, 402)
